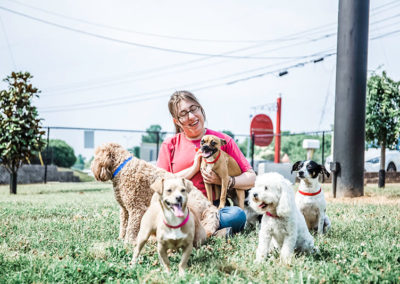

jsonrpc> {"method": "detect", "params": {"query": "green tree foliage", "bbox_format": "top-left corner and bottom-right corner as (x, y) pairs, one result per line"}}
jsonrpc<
(0, 72), (46, 194)
(366, 71), (400, 187)
(127, 146), (141, 158)
(141, 125), (165, 144)
(248, 132), (331, 164)
(73, 154), (86, 170)
(42, 139), (77, 168)
(222, 130), (235, 139)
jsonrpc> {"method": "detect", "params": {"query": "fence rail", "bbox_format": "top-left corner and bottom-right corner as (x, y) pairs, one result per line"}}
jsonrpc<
(41, 126), (333, 182)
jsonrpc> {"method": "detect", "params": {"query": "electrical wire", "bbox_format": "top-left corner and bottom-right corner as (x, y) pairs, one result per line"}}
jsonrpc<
(38, 19), (400, 113)
(39, 52), (337, 113)
(26, 6), (400, 94)
(0, 6), (321, 61)
(4, 0), (331, 44)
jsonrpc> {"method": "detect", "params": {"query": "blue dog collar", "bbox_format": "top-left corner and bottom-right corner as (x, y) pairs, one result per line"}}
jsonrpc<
(112, 156), (133, 178)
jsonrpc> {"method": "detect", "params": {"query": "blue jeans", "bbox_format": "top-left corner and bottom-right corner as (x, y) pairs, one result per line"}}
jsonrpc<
(214, 201), (246, 233)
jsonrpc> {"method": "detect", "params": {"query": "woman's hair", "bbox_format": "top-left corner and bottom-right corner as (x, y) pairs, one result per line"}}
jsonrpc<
(168, 90), (206, 133)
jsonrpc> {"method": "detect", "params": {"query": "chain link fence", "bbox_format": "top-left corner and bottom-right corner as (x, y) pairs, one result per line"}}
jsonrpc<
(39, 127), (332, 181)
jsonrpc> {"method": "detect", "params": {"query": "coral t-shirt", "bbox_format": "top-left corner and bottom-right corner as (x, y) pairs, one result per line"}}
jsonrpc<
(157, 129), (252, 198)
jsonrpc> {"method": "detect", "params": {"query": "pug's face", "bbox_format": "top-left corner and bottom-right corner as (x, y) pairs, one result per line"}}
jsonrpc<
(200, 135), (226, 159)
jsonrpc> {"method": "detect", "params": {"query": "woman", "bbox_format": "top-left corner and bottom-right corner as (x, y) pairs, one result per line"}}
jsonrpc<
(157, 90), (256, 237)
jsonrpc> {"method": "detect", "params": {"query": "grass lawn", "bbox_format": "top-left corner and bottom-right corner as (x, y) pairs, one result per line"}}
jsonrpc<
(0, 182), (399, 283)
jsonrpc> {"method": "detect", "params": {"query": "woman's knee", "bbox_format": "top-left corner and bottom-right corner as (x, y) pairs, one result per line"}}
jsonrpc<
(219, 206), (246, 233)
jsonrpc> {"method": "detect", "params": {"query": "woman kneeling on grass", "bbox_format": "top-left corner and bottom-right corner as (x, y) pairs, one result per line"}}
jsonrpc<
(157, 90), (256, 238)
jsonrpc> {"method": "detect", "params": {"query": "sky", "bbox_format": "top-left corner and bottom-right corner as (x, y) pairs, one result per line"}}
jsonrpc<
(1, 0), (400, 158)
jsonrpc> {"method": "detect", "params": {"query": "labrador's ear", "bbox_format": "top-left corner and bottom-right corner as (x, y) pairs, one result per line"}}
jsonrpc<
(291, 161), (303, 174)
(182, 178), (194, 193)
(319, 165), (330, 178)
(150, 178), (164, 195)
(220, 138), (227, 146)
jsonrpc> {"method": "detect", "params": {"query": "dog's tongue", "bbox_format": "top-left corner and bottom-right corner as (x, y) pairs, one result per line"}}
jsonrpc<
(172, 204), (184, 217)
(202, 151), (212, 158)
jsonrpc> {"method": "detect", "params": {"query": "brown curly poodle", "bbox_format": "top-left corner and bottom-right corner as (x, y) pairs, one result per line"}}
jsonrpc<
(91, 142), (219, 244)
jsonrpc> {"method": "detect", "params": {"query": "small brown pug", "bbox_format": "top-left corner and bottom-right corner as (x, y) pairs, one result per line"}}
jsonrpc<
(200, 135), (244, 209)
(131, 177), (206, 276)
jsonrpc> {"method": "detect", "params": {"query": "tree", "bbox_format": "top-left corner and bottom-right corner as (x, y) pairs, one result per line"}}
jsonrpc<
(0, 72), (46, 194)
(32, 139), (77, 168)
(366, 71), (400, 188)
(73, 154), (86, 170)
(141, 124), (165, 144)
(222, 130), (235, 139)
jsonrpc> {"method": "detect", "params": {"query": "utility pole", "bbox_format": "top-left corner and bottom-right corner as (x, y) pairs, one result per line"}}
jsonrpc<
(332, 0), (370, 197)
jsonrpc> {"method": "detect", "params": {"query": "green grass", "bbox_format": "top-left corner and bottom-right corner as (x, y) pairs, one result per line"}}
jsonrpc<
(0, 182), (399, 283)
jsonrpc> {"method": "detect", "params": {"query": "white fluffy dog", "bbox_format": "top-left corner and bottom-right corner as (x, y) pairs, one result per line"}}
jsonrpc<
(249, 172), (315, 264)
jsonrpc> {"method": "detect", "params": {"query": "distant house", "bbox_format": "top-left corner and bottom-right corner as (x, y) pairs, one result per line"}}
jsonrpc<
(140, 142), (158, 162)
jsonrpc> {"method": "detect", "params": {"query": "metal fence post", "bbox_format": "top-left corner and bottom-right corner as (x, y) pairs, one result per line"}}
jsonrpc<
(156, 131), (160, 160)
(44, 127), (50, 184)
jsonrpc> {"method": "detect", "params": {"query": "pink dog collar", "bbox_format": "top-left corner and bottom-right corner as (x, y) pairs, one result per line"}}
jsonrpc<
(298, 188), (322, 196)
(163, 210), (190, 229)
(266, 212), (278, 218)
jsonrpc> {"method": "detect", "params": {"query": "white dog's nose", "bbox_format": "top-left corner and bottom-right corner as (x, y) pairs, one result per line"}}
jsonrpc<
(253, 193), (258, 198)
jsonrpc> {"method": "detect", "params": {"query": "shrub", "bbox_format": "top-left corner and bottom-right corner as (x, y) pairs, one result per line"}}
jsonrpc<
(32, 139), (76, 168)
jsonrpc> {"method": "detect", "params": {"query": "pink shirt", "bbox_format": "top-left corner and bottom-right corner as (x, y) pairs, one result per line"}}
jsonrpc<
(157, 129), (252, 198)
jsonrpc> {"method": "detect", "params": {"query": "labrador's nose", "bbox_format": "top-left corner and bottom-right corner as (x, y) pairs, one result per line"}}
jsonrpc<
(176, 196), (182, 203)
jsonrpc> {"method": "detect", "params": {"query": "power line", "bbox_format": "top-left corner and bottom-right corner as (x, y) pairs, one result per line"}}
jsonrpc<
(39, 19), (400, 114)
(26, 5), (400, 94)
(0, 6), (319, 61)
(42, 13), (400, 97)
(4, 0), (324, 44)
(39, 49), (336, 109)
(39, 52), (336, 113)
(42, 46), (336, 96)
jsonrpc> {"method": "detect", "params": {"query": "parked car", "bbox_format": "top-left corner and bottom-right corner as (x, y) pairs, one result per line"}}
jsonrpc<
(324, 148), (400, 172)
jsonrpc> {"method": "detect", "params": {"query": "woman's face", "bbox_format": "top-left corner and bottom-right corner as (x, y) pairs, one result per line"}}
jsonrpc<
(174, 99), (205, 139)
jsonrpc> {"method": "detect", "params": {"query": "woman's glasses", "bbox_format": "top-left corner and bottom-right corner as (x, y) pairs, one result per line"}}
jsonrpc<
(177, 105), (200, 123)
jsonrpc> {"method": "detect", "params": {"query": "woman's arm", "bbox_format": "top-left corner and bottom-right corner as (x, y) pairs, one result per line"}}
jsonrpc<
(231, 169), (256, 190)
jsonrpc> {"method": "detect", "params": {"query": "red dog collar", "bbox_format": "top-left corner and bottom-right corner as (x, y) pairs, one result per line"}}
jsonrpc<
(266, 212), (278, 218)
(204, 151), (221, 164)
(163, 210), (190, 229)
(298, 188), (322, 196)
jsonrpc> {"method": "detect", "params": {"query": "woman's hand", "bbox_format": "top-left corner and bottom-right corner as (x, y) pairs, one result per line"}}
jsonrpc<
(201, 168), (221, 185)
(192, 150), (203, 173)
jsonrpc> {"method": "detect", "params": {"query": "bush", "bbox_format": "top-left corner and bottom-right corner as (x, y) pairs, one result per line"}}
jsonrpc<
(32, 139), (76, 168)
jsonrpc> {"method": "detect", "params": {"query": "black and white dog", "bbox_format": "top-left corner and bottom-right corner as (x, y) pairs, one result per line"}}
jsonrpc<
(291, 160), (331, 234)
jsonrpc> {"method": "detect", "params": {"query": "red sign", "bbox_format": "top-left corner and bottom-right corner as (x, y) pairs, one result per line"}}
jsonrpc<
(250, 114), (274, 146)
